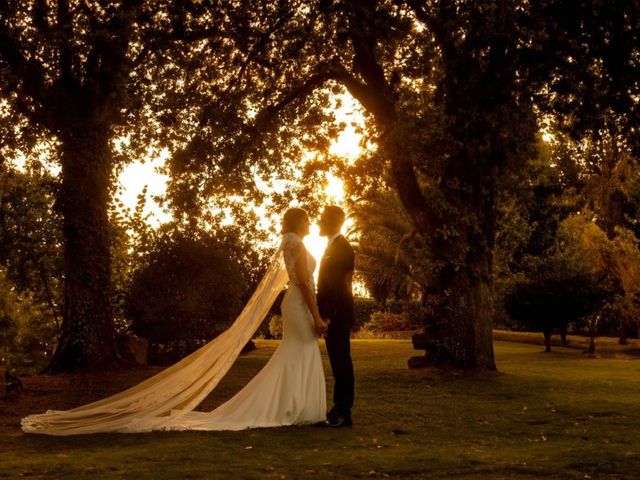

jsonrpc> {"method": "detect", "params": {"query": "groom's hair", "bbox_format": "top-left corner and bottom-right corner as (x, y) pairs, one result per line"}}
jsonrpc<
(325, 205), (345, 228)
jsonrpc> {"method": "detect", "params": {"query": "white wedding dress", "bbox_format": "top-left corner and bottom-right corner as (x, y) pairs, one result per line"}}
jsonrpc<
(160, 233), (326, 431)
(21, 232), (326, 435)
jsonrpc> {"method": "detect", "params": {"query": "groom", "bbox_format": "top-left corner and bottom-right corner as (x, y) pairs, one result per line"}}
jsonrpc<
(317, 205), (355, 428)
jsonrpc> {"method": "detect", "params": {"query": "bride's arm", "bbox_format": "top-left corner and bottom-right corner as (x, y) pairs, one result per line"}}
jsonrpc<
(292, 244), (326, 334)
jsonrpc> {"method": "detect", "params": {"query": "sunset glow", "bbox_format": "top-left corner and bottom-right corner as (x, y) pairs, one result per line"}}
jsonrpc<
(116, 150), (172, 227)
(114, 92), (366, 260)
(5, 92), (365, 264)
(328, 125), (363, 162)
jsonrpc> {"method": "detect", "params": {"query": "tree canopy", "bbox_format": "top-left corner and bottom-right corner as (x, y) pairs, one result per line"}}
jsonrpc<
(1, 0), (638, 371)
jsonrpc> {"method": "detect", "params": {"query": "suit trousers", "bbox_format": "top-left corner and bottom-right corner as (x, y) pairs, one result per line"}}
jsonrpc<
(325, 323), (354, 417)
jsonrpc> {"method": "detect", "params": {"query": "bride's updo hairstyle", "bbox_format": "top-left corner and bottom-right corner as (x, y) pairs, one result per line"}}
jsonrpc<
(281, 207), (308, 234)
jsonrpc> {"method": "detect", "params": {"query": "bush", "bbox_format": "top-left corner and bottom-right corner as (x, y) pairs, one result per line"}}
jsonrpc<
(0, 267), (56, 373)
(353, 296), (377, 331)
(268, 315), (283, 339)
(365, 310), (413, 332)
(370, 300), (433, 329)
(352, 326), (377, 339)
(126, 231), (250, 364)
(505, 273), (609, 334)
(404, 302), (432, 330)
(503, 212), (640, 340)
(0, 166), (62, 373)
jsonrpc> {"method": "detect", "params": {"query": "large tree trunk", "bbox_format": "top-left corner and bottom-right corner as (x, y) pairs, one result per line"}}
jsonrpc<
(427, 147), (498, 370)
(45, 124), (116, 372)
(433, 266), (496, 369)
(382, 125), (498, 370)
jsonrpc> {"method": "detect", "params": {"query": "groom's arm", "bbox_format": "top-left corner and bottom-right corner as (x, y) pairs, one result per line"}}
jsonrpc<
(327, 243), (355, 328)
(331, 242), (355, 307)
(340, 240), (355, 293)
(320, 241), (355, 323)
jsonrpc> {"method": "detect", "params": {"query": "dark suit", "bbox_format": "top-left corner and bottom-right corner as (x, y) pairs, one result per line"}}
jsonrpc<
(317, 234), (355, 418)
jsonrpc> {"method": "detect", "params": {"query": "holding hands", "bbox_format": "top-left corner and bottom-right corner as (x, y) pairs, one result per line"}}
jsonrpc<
(315, 316), (329, 336)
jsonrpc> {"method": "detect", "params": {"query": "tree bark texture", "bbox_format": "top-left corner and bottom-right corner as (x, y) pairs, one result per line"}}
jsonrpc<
(46, 124), (116, 372)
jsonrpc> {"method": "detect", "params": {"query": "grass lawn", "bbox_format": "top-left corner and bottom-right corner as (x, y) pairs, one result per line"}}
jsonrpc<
(1, 339), (639, 479)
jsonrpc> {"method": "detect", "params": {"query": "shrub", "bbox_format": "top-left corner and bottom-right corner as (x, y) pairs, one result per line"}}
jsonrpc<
(352, 326), (377, 339)
(404, 302), (432, 330)
(504, 212), (622, 338)
(353, 296), (377, 331)
(126, 231), (249, 364)
(0, 267), (56, 373)
(371, 300), (433, 330)
(505, 273), (609, 334)
(365, 310), (412, 332)
(268, 315), (283, 339)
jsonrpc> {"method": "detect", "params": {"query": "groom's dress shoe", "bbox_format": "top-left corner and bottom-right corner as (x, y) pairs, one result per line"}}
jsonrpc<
(325, 414), (352, 428)
(327, 408), (340, 422)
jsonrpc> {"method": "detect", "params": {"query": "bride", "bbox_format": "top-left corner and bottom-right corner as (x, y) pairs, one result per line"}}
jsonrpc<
(22, 208), (328, 435)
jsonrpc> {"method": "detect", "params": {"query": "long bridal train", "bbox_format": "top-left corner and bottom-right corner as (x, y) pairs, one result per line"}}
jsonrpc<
(21, 233), (326, 435)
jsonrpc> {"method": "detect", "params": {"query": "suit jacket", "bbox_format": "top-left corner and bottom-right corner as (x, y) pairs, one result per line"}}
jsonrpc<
(317, 235), (355, 329)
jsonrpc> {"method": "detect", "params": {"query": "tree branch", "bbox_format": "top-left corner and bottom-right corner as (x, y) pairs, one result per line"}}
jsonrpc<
(222, 5), (293, 99)
(335, 1), (433, 234)
(31, 0), (51, 33)
(330, 64), (397, 126)
(405, 0), (430, 25)
(251, 68), (333, 132)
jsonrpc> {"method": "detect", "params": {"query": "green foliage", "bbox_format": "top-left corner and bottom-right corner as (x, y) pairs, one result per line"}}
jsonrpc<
(528, 1), (639, 146)
(0, 164), (62, 372)
(356, 301), (426, 339)
(493, 139), (573, 327)
(108, 184), (157, 331)
(560, 214), (640, 336)
(504, 211), (640, 337)
(125, 226), (260, 364)
(0, 267), (56, 373)
(0, 0), (637, 369)
(352, 296), (377, 331)
(0, 164), (62, 323)
(364, 311), (412, 333)
(0, 267), (20, 365)
(494, 124), (640, 336)
(2, 0), (339, 370)
(350, 190), (433, 307)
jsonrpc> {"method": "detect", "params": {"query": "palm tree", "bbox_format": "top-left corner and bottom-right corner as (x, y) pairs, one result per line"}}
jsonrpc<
(349, 190), (433, 309)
